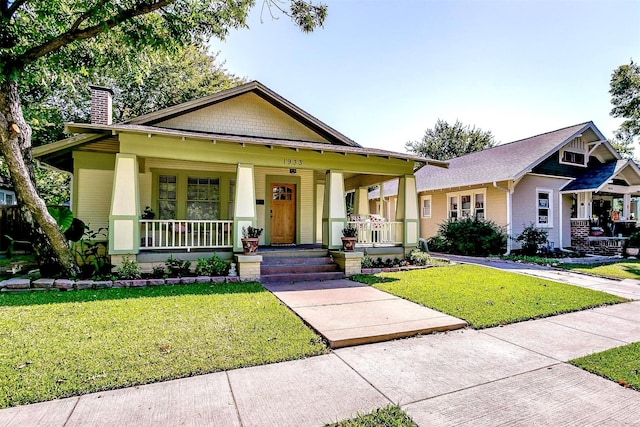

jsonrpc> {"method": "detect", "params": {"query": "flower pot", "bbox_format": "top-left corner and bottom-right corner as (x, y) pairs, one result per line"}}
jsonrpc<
(626, 247), (639, 257)
(241, 238), (259, 254)
(341, 236), (356, 252)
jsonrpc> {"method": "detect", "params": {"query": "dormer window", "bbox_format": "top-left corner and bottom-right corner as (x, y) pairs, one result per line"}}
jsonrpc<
(560, 137), (587, 167)
(561, 150), (586, 166)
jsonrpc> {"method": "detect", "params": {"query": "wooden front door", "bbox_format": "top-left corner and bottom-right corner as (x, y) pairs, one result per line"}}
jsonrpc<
(270, 183), (296, 244)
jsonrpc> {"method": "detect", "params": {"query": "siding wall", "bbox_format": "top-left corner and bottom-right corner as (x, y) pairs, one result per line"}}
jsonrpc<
(76, 169), (113, 231)
(511, 175), (571, 247)
(156, 93), (329, 143)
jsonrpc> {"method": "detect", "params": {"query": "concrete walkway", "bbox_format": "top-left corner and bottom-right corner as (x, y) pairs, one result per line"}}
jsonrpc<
(263, 279), (466, 348)
(2, 265), (640, 426)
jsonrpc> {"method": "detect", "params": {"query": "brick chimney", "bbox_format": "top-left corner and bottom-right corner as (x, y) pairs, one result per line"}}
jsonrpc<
(89, 85), (114, 125)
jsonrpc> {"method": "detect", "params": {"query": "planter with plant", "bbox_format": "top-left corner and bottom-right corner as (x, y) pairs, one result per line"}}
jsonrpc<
(241, 226), (263, 254)
(341, 226), (358, 251)
(624, 231), (640, 257)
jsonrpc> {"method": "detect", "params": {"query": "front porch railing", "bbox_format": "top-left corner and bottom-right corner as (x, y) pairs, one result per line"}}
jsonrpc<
(140, 220), (233, 250)
(347, 220), (402, 246)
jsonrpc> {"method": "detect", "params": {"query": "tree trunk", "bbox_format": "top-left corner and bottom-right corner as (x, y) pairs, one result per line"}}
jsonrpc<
(0, 79), (78, 277)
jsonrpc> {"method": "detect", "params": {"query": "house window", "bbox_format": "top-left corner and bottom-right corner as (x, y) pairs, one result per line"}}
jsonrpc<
(421, 196), (432, 218)
(158, 175), (177, 219)
(447, 190), (487, 220)
(5, 194), (13, 205)
(187, 177), (219, 220)
(560, 149), (586, 167)
(536, 189), (553, 227)
(448, 196), (458, 219)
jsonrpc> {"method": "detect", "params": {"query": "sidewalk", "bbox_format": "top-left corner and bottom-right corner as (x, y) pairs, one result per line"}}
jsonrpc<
(2, 267), (640, 426)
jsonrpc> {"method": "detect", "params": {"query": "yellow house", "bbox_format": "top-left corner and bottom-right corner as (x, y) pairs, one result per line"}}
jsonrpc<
(370, 122), (640, 256)
(34, 81), (445, 277)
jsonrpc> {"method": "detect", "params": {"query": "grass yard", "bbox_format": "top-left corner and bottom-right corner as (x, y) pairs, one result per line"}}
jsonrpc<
(352, 264), (626, 329)
(0, 283), (327, 409)
(571, 342), (640, 391)
(563, 260), (640, 280)
(325, 405), (417, 427)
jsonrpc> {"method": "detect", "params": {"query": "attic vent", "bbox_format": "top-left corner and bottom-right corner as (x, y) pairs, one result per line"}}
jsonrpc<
(89, 85), (114, 125)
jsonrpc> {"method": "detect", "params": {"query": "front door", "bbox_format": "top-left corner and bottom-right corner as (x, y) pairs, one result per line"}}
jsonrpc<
(270, 183), (296, 244)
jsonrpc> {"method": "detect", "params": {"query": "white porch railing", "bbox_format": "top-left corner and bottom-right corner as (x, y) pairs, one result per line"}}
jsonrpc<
(347, 220), (402, 246)
(140, 220), (233, 250)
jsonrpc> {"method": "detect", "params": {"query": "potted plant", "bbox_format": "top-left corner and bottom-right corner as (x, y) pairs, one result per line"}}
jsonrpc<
(341, 225), (358, 251)
(141, 206), (155, 220)
(624, 230), (640, 257)
(241, 226), (263, 254)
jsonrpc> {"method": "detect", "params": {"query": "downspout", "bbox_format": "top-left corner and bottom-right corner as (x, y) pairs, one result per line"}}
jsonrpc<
(558, 192), (563, 250)
(493, 181), (512, 255)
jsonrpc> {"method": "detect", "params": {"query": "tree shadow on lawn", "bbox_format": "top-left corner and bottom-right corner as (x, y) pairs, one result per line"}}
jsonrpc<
(350, 274), (399, 285)
(622, 266), (640, 278)
(0, 282), (265, 307)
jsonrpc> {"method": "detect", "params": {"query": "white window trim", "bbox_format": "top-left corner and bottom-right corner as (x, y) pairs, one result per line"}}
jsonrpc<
(536, 188), (554, 228)
(559, 147), (587, 167)
(446, 189), (487, 220)
(421, 195), (432, 218)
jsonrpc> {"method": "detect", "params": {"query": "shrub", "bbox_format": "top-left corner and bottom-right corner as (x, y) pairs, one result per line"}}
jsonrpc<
(165, 256), (191, 277)
(195, 254), (228, 276)
(427, 235), (447, 252)
(361, 256), (374, 268)
(436, 218), (506, 256)
(515, 223), (548, 256)
(117, 257), (142, 280)
(409, 249), (432, 266)
(151, 265), (167, 279)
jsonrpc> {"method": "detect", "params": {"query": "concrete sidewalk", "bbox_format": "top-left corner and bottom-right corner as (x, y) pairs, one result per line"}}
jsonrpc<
(263, 279), (466, 348)
(2, 300), (640, 426)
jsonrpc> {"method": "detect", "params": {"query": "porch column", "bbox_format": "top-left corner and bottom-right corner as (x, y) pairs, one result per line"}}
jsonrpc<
(378, 183), (384, 216)
(624, 194), (631, 219)
(322, 170), (347, 250)
(395, 175), (419, 249)
(233, 164), (256, 252)
(353, 187), (370, 216)
(109, 154), (140, 255)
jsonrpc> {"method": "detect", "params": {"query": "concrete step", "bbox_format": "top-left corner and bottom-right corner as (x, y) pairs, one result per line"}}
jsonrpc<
(261, 264), (341, 275)
(261, 271), (346, 284)
(261, 256), (335, 266)
(260, 249), (329, 259)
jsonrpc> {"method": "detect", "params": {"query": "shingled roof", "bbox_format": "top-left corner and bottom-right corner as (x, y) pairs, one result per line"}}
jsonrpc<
(371, 121), (611, 198)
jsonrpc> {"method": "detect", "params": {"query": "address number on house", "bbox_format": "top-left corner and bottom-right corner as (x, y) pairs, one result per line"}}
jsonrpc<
(284, 159), (303, 166)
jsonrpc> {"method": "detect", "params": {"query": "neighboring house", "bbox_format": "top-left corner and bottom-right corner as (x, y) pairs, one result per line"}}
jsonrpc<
(0, 176), (16, 206)
(370, 122), (640, 255)
(34, 81), (444, 275)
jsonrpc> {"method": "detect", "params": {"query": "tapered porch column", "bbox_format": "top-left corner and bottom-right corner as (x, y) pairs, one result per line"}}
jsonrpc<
(395, 175), (419, 249)
(322, 170), (347, 249)
(353, 187), (370, 216)
(109, 154), (140, 255)
(233, 164), (257, 252)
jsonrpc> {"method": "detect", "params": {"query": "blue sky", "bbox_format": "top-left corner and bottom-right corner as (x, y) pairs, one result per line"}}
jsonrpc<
(214, 0), (639, 152)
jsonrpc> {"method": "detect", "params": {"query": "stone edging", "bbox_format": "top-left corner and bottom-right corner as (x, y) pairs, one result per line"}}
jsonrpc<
(0, 276), (246, 292)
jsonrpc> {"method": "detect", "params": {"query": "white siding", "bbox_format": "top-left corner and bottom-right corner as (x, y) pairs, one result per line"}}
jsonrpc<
(76, 169), (113, 231)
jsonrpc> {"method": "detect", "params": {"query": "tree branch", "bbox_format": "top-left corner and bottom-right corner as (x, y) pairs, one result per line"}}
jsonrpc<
(20, 0), (175, 65)
(5, 0), (27, 19)
(70, 0), (110, 32)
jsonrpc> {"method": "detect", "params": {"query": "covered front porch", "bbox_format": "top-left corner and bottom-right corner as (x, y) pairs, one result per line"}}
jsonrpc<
(564, 160), (640, 255)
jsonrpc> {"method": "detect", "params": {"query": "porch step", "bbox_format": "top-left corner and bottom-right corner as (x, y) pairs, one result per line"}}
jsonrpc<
(260, 251), (345, 284)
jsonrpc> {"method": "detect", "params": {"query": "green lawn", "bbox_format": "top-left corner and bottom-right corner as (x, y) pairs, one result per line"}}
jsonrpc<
(563, 260), (640, 280)
(571, 342), (640, 391)
(325, 405), (417, 427)
(0, 283), (327, 409)
(352, 264), (626, 328)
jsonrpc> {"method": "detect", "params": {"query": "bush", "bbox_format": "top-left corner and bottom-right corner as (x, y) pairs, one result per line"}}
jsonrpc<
(165, 256), (191, 277)
(427, 235), (447, 252)
(117, 257), (142, 280)
(361, 256), (374, 268)
(151, 265), (167, 279)
(515, 223), (548, 256)
(195, 254), (228, 276)
(436, 218), (506, 256)
(409, 249), (431, 266)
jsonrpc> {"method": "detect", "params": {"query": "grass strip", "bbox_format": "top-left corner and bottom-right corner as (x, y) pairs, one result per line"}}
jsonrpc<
(570, 342), (640, 391)
(563, 260), (640, 280)
(0, 282), (327, 408)
(325, 405), (417, 427)
(352, 264), (626, 329)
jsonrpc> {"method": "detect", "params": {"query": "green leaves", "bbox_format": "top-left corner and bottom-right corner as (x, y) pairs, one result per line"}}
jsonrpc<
(610, 60), (640, 144)
(47, 206), (74, 232)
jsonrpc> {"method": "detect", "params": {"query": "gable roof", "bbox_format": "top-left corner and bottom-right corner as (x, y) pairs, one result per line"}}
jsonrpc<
(561, 160), (640, 193)
(123, 80), (361, 147)
(370, 121), (613, 198)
